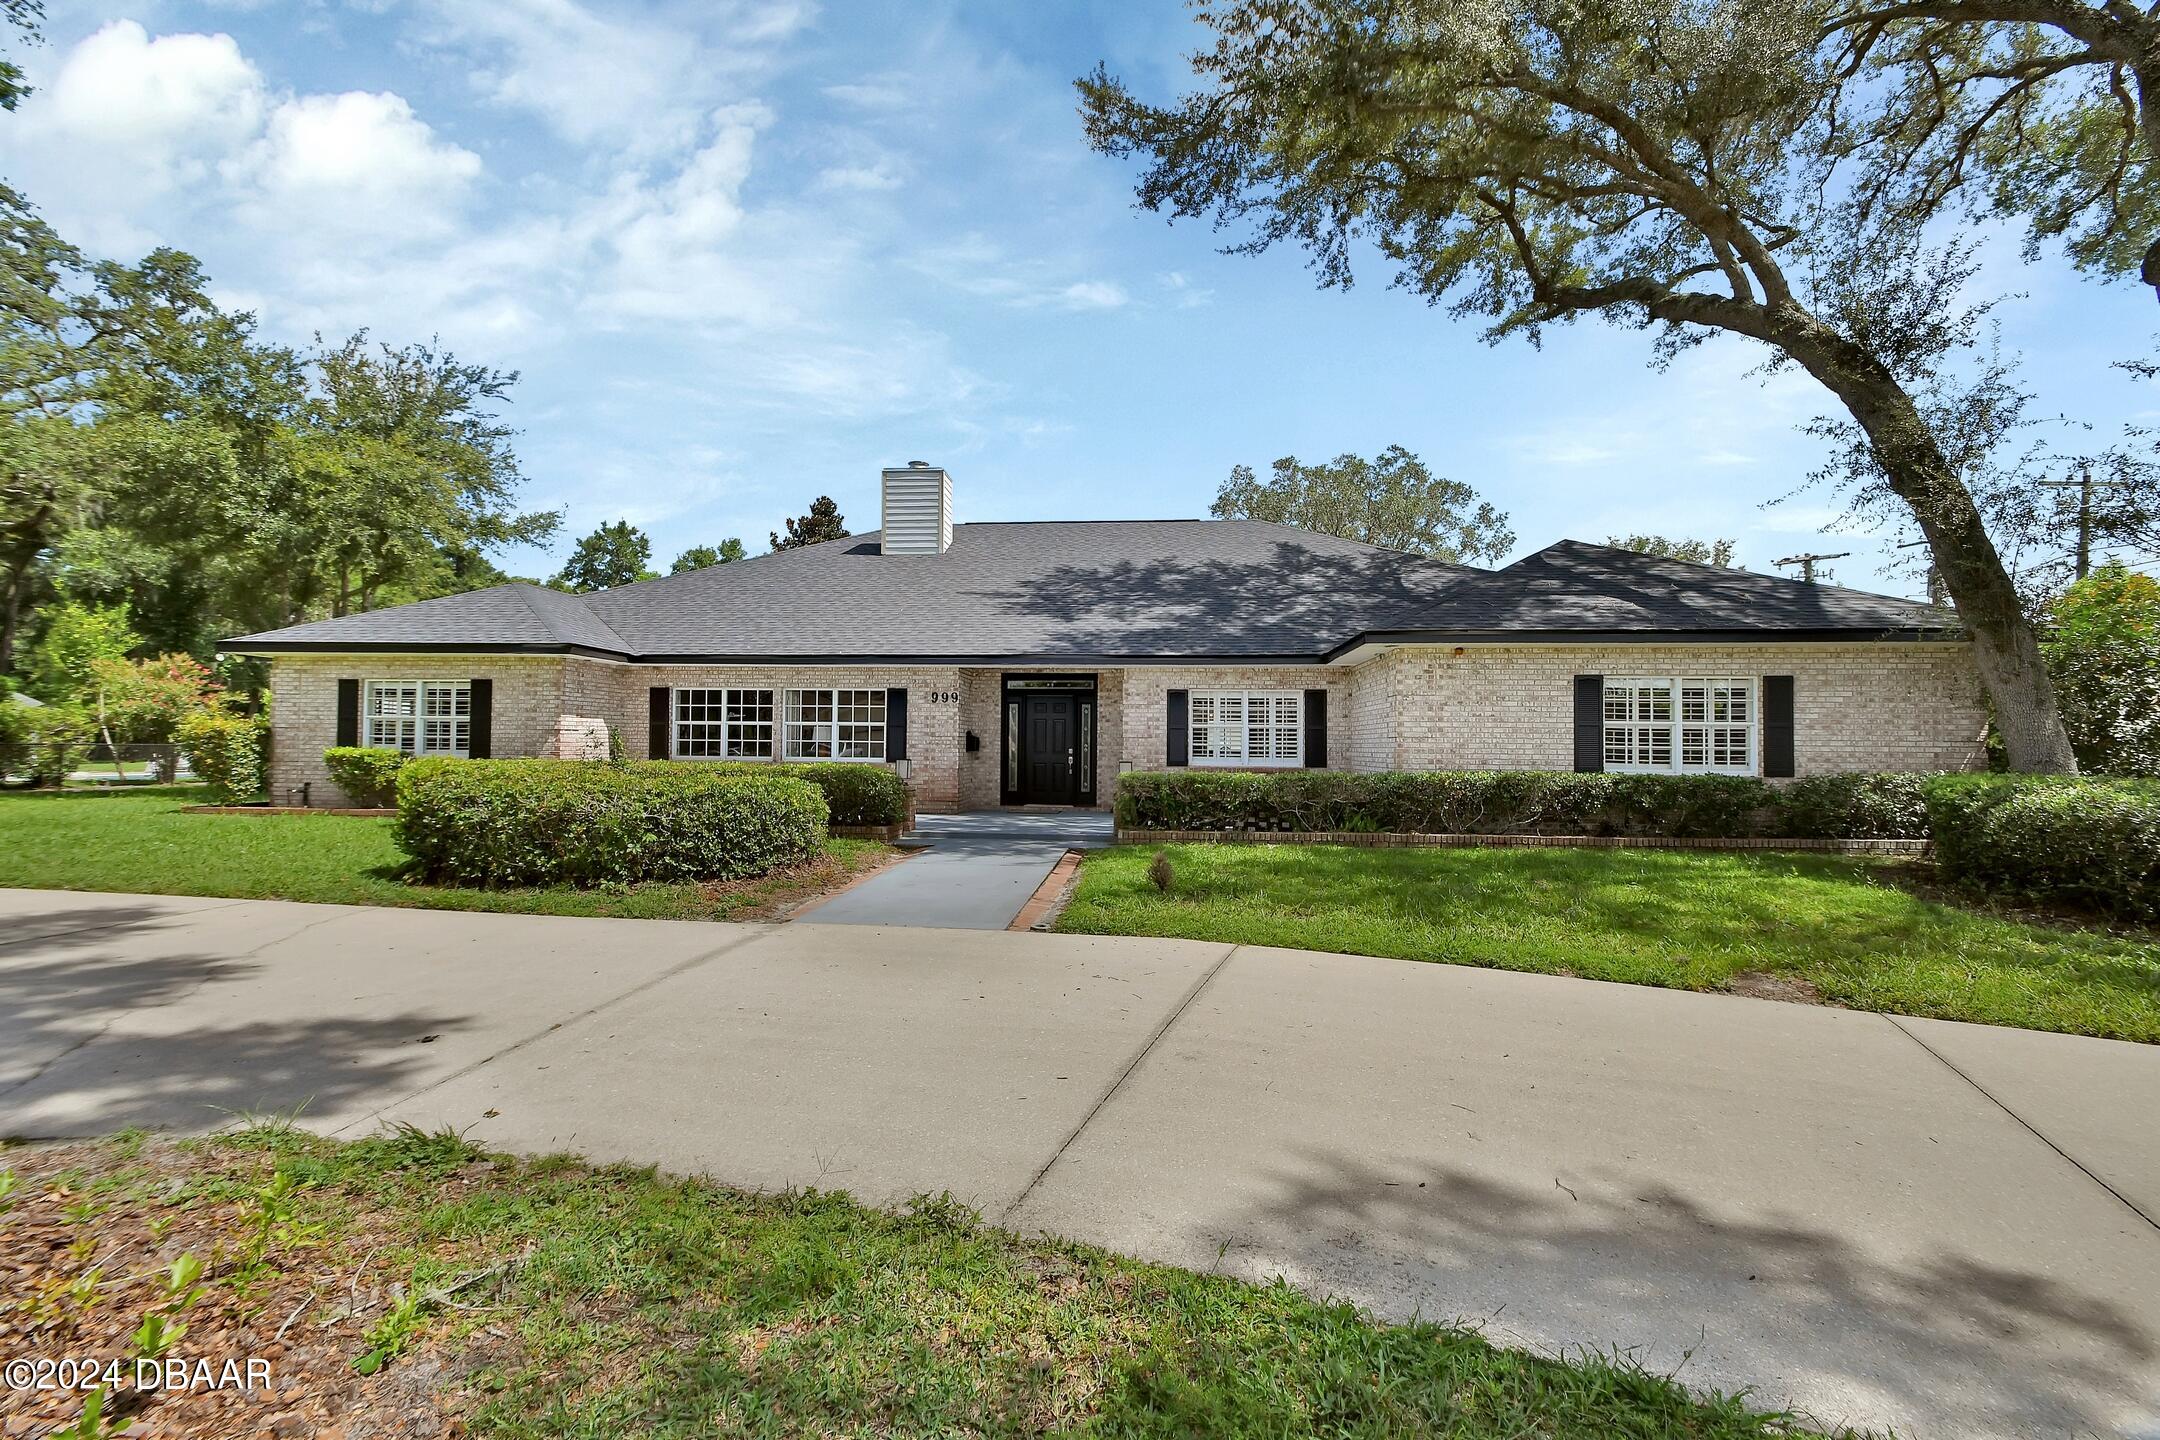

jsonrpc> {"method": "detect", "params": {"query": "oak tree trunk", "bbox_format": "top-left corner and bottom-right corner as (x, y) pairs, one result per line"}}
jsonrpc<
(1782, 317), (2079, 772)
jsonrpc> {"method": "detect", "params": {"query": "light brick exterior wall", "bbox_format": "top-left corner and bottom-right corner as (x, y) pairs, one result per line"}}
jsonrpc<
(266, 656), (572, 806)
(623, 664), (967, 811)
(1119, 667), (1354, 780)
(1352, 643), (1988, 776)
(269, 640), (1986, 811)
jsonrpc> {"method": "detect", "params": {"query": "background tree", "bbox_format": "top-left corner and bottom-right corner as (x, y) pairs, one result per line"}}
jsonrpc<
(1212, 446), (1515, 562)
(1079, 0), (2079, 770)
(1824, 0), (2160, 300)
(771, 496), (849, 551)
(2041, 560), (2160, 774)
(0, 0), (39, 112)
(554, 520), (654, 592)
(1606, 535), (1738, 567)
(25, 600), (134, 703)
(86, 651), (219, 781)
(671, 538), (746, 572)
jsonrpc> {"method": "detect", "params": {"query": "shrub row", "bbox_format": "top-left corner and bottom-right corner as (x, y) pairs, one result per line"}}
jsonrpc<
(324, 746), (408, 806)
(1924, 774), (2160, 922)
(697, 761), (910, 826)
(396, 758), (827, 887)
(1112, 769), (1933, 840)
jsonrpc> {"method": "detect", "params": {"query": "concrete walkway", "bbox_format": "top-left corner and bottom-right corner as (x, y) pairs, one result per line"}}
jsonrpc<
(795, 809), (1112, 929)
(1, 887), (2156, 1439)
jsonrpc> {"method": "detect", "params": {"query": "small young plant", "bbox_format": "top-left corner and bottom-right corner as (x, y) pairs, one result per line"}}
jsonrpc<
(0, 1168), (18, 1214)
(354, 1286), (428, 1375)
(228, 1168), (318, 1294)
(130, 1311), (185, 1362)
(51, 1387), (129, 1439)
(1147, 849), (1175, 894)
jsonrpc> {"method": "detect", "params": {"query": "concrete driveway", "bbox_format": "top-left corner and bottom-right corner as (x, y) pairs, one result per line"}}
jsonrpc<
(795, 809), (1114, 929)
(2, 887), (2156, 1439)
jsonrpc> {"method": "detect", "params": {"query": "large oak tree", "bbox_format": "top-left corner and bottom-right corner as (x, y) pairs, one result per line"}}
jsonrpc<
(1081, 0), (2080, 770)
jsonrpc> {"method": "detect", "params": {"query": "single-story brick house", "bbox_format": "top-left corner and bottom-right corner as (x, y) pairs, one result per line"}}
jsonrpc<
(224, 463), (1988, 811)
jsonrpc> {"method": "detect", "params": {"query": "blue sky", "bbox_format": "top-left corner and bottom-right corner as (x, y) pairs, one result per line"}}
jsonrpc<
(1, 0), (2150, 594)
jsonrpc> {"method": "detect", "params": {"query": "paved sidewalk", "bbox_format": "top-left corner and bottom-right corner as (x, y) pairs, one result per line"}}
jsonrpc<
(795, 809), (1111, 928)
(2, 887), (2157, 1439)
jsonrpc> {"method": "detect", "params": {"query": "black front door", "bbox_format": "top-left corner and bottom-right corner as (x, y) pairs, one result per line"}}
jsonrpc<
(1021, 693), (1077, 804)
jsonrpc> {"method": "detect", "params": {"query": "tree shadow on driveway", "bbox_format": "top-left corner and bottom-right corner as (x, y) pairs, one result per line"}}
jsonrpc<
(0, 902), (473, 1138)
(1207, 1144), (2158, 1438)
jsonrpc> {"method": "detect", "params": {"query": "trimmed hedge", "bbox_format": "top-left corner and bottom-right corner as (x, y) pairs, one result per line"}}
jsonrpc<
(1112, 769), (1935, 840)
(396, 758), (827, 887)
(699, 761), (910, 826)
(1925, 774), (2160, 922)
(324, 746), (407, 806)
(176, 708), (270, 803)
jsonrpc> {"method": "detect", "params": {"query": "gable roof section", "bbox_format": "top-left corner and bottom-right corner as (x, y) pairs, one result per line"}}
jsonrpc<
(224, 524), (1958, 663)
(1351, 539), (1954, 650)
(223, 581), (632, 656)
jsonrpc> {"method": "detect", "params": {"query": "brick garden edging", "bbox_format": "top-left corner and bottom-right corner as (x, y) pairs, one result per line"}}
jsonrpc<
(1115, 828), (1931, 855)
(183, 805), (397, 817)
(832, 822), (910, 842)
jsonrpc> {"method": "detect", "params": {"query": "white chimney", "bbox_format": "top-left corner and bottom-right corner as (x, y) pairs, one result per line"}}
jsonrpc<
(880, 461), (953, 554)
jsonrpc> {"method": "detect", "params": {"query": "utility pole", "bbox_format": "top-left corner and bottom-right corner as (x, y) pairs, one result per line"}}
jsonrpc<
(1894, 538), (1946, 606)
(1774, 550), (1851, 584)
(2038, 469), (2136, 580)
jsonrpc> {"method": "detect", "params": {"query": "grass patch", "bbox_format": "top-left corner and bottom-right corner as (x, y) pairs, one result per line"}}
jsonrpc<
(0, 786), (891, 922)
(0, 1128), (1851, 1438)
(1058, 844), (2160, 1042)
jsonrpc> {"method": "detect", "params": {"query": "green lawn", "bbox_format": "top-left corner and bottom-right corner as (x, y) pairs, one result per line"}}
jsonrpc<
(3, 1127), (1851, 1439)
(1058, 843), (2160, 1042)
(0, 786), (890, 921)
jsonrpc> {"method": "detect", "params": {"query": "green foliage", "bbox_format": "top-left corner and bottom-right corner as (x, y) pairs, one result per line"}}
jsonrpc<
(21, 700), (93, 786)
(1211, 446), (1514, 563)
(175, 707), (270, 802)
(88, 653), (220, 750)
(2042, 562), (2160, 776)
(553, 519), (653, 592)
(323, 746), (408, 806)
(26, 601), (138, 703)
(0, 186), (556, 682)
(1924, 774), (2160, 922)
(770, 495), (849, 551)
(699, 760), (910, 826)
(354, 1285), (428, 1375)
(1114, 769), (1937, 840)
(1604, 535), (1737, 568)
(395, 758), (828, 886)
(1778, 772), (1935, 839)
(670, 538), (745, 572)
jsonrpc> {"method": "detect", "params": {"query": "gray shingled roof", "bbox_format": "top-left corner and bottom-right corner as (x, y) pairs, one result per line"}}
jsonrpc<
(224, 522), (1956, 661)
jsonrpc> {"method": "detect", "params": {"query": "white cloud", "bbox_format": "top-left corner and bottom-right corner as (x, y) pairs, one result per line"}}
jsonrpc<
(231, 91), (482, 240)
(1059, 280), (1128, 310)
(1, 20), (264, 241)
(425, 0), (809, 156)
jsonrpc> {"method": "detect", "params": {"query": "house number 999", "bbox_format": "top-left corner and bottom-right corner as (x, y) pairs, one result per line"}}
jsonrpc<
(924, 690), (960, 704)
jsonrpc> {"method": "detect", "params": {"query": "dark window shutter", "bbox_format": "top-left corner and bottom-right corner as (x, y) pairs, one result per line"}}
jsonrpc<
(1763, 675), (1796, 778)
(1304, 688), (1328, 769)
(648, 686), (672, 760)
(886, 687), (908, 761)
(336, 679), (361, 748)
(1572, 675), (1604, 773)
(467, 679), (492, 758)
(1166, 689), (1189, 767)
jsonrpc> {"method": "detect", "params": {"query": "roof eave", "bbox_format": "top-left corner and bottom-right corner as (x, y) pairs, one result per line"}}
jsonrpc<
(1324, 625), (1968, 662)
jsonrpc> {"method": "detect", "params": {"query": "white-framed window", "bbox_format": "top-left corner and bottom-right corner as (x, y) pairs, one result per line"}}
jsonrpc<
(1604, 676), (1755, 774)
(784, 688), (886, 761)
(365, 680), (471, 757)
(1189, 690), (1303, 768)
(673, 688), (774, 759)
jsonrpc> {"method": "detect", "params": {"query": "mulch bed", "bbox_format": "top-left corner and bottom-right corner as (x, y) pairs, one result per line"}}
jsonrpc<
(0, 1140), (499, 1440)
